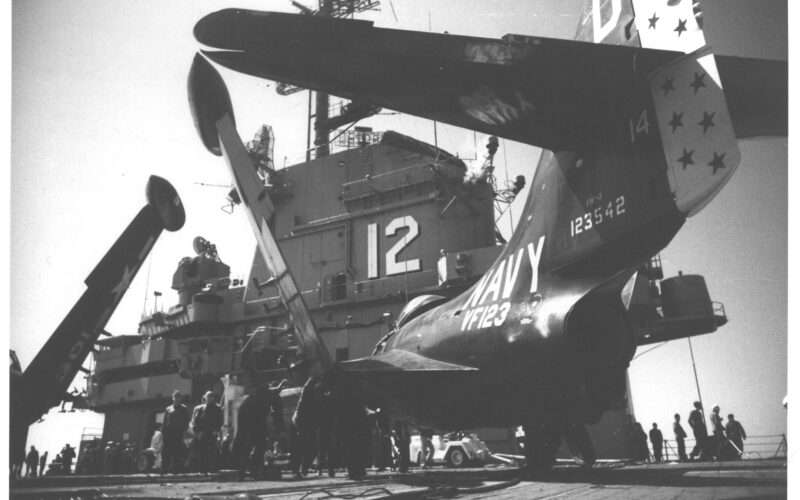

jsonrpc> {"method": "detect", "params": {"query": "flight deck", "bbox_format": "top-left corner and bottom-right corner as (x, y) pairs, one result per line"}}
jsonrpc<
(10, 1), (788, 497)
(11, 459), (787, 499)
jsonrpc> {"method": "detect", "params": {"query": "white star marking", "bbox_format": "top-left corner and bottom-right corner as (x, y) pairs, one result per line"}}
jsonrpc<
(109, 265), (135, 304)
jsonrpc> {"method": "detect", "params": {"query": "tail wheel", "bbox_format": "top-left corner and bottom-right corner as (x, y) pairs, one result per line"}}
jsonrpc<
(445, 447), (467, 468)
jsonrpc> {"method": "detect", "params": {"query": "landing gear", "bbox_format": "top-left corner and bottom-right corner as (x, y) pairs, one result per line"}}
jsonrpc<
(522, 419), (596, 475)
(565, 423), (596, 468)
(522, 420), (561, 475)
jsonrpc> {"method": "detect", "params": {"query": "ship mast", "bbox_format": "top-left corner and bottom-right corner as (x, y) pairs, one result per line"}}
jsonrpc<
(314, 0), (333, 158)
(290, 0), (382, 160)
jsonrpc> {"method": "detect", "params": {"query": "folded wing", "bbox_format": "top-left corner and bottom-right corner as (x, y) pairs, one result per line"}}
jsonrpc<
(196, 9), (786, 151)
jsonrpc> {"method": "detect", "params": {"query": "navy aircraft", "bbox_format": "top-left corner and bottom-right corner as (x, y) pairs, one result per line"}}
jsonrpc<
(188, 0), (786, 472)
(10, 176), (185, 468)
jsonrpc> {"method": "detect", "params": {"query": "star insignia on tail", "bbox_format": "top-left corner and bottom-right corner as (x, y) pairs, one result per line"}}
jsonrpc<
(698, 111), (715, 133)
(669, 112), (684, 133)
(674, 18), (688, 36)
(677, 148), (695, 169)
(708, 152), (726, 174)
(661, 77), (675, 96)
(690, 72), (706, 94)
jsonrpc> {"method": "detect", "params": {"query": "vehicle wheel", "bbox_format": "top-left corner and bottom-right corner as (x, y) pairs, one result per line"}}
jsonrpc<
(136, 451), (154, 473)
(445, 447), (467, 468)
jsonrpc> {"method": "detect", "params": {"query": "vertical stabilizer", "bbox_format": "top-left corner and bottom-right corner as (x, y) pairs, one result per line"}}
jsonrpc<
(630, 0), (740, 216)
(631, 0), (706, 53)
(648, 48), (739, 216)
(577, 0), (741, 217)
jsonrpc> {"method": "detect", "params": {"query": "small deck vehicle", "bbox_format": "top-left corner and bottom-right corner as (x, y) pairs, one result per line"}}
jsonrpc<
(411, 432), (491, 468)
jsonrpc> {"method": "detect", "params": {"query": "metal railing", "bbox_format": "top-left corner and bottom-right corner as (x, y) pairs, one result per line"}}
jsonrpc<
(657, 434), (786, 461)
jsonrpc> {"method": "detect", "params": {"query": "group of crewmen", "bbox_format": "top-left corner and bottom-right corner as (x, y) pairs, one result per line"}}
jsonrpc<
(75, 440), (140, 474)
(680, 401), (747, 461)
(15, 444), (75, 479)
(229, 380), (286, 479)
(154, 375), (409, 481)
(632, 401), (747, 463)
(283, 375), (411, 481)
(158, 389), (224, 473)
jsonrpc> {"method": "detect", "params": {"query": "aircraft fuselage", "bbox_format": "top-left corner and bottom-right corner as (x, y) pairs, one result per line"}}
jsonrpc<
(371, 140), (685, 429)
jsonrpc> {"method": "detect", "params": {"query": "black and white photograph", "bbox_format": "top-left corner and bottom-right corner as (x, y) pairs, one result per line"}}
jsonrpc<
(8, 1), (789, 498)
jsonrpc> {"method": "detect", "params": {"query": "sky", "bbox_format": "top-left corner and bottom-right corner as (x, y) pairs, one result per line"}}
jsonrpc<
(9, 0), (789, 460)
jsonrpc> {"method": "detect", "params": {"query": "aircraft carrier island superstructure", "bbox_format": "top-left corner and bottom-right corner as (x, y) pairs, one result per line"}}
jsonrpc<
(89, 130), (495, 447)
(87, 129), (726, 460)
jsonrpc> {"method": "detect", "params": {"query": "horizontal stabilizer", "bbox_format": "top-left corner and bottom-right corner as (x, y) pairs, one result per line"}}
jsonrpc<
(339, 349), (478, 373)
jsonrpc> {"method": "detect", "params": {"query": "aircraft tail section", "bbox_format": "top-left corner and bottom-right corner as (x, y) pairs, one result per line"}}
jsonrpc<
(632, 0), (789, 139)
(630, 0), (739, 217)
(574, 0), (639, 46)
(630, 0), (706, 52)
(577, 0), (745, 217)
(440, 1), (757, 357)
(18, 176), (184, 426)
(650, 48), (740, 216)
(575, 0), (786, 138)
(574, 0), (704, 49)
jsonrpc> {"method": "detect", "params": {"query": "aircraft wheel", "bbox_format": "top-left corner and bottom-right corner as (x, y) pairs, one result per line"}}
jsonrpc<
(523, 421), (561, 476)
(445, 447), (467, 468)
(566, 423), (596, 467)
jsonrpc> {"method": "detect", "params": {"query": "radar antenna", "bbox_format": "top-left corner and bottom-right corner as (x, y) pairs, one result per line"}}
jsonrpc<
(193, 236), (220, 261)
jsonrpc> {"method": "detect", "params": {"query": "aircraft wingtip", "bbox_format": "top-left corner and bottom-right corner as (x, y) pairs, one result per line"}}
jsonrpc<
(193, 9), (241, 47)
(146, 175), (185, 232)
(187, 52), (235, 156)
